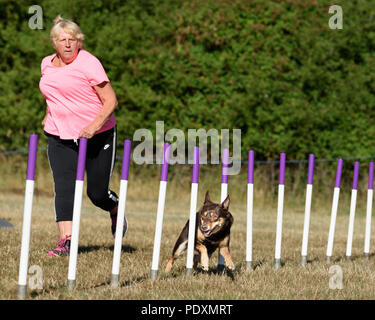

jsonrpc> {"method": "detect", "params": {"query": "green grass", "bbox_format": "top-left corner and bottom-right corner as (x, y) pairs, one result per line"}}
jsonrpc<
(1, 154), (375, 300)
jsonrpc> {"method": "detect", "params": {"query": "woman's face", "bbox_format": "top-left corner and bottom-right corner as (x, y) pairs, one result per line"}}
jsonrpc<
(54, 29), (81, 64)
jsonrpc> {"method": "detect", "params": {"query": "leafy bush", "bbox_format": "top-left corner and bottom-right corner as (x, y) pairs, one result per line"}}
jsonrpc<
(1, 0), (374, 164)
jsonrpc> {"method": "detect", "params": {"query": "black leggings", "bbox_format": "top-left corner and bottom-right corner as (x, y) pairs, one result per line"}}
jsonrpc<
(46, 127), (118, 222)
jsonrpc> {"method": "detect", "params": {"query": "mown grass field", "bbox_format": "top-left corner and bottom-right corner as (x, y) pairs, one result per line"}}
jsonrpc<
(1, 155), (375, 300)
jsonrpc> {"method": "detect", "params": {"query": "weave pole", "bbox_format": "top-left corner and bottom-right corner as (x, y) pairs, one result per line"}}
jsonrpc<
(246, 150), (254, 272)
(301, 154), (315, 266)
(364, 162), (374, 259)
(346, 161), (360, 260)
(17, 133), (38, 299)
(326, 158), (343, 263)
(67, 138), (88, 290)
(217, 148), (229, 272)
(110, 140), (132, 288)
(150, 143), (170, 281)
(186, 146), (200, 276)
(274, 153), (286, 269)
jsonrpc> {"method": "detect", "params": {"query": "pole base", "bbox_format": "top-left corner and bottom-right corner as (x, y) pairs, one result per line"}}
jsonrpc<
(345, 255), (351, 261)
(246, 261), (253, 272)
(326, 256), (331, 263)
(301, 255), (307, 267)
(110, 274), (120, 288)
(66, 279), (76, 291)
(274, 259), (281, 269)
(17, 284), (27, 299)
(186, 268), (193, 276)
(150, 269), (158, 281)
(364, 252), (370, 260)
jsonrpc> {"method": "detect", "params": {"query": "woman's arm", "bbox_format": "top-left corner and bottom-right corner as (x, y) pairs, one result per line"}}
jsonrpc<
(78, 81), (118, 139)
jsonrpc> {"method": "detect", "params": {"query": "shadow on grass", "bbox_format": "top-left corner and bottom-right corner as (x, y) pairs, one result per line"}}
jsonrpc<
(332, 253), (375, 263)
(91, 273), (151, 289)
(78, 245), (136, 254)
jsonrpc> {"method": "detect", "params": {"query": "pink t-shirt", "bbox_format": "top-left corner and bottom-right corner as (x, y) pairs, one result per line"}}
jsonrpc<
(39, 49), (116, 139)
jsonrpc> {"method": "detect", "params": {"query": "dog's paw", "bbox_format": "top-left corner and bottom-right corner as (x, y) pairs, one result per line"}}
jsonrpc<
(202, 265), (209, 272)
(226, 263), (235, 271)
(165, 259), (173, 273)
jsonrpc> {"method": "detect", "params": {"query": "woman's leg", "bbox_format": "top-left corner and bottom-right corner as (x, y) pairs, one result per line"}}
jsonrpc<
(85, 127), (118, 213)
(47, 134), (78, 239)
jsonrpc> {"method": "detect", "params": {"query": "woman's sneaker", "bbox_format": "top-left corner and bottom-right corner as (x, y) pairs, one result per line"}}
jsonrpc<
(110, 213), (128, 238)
(48, 235), (71, 256)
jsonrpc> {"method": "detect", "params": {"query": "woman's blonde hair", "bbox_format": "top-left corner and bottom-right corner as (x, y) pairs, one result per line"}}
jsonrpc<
(50, 15), (85, 44)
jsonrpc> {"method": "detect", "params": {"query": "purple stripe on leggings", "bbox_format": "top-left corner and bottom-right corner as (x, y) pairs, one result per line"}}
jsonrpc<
(279, 153), (286, 185)
(307, 154), (314, 185)
(192, 146), (199, 183)
(334, 158), (343, 188)
(121, 140), (132, 181)
(369, 162), (374, 190)
(26, 133), (38, 181)
(76, 138), (87, 181)
(222, 148), (229, 184)
(248, 150), (254, 184)
(160, 143), (170, 182)
(352, 161), (360, 190)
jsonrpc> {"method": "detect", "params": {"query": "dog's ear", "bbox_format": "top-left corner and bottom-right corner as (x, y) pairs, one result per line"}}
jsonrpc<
(221, 194), (230, 211)
(204, 190), (212, 204)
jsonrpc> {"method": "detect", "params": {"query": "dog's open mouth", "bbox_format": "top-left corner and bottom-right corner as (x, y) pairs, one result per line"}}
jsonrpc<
(203, 226), (217, 237)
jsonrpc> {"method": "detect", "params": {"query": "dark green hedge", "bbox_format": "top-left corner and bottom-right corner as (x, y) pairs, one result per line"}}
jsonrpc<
(1, 0), (374, 162)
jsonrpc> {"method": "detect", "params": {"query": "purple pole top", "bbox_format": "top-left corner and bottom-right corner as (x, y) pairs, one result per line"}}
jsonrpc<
(369, 162), (374, 190)
(121, 140), (132, 181)
(307, 154), (315, 185)
(192, 146), (199, 183)
(76, 138), (87, 181)
(26, 133), (38, 180)
(222, 148), (229, 184)
(160, 143), (170, 182)
(279, 153), (286, 185)
(352, 161), (360, 190)
(334, 158), (343, 188)
(248, 150), (254, 184)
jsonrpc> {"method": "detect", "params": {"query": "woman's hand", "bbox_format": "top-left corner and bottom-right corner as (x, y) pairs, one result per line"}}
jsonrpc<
(78, 81), (118, 139)
(78, 123), (99, 139)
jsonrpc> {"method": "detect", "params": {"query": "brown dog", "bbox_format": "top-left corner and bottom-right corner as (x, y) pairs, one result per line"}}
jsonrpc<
(165, 191), (234, 272)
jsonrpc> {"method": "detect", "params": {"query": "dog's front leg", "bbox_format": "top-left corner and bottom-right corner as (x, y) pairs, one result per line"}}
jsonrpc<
(196, 244), (209, 271)
(219, 246), (235, 270)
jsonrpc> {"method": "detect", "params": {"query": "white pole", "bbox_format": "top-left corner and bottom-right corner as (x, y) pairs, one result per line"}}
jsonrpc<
(274, 184), (285, 269)
(67, 180), (84, 290)
(364, 189), (373, 257)
(326, 187), (341, 261)
(17, 180), (35, 298)
(346, 161), (359, 259)
(110, 140), (131, 288)
(246, 183), (254, 270)
(150, 180), (167, 280)
(186, 146), (200, 275)
(218, 149), (229, 271)
(110, 180), (128, 286)
(326, 159), (343, 263)
(346, 189), (357, 258)
(274, 153), (286, 269)
(301, 154), (314, 266)
(246, 150), (254, 272)
(67, 138), (87, 290)
(17, 133), (38, 300)
(186, 183), (198, 273)
(150, 143), (170, 281)
(301, 184), (313, 263)
(364, 162), (374, 259)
